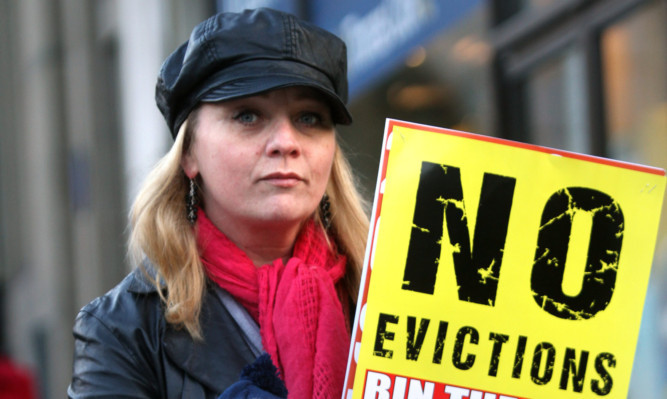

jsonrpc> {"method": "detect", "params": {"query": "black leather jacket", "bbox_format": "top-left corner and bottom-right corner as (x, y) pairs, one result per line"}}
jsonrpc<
(67, 267), (257, 398)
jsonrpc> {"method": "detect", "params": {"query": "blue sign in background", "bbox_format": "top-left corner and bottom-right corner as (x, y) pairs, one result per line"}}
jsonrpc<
(218, 0), (482, 98)
(311, 0), (482, 98)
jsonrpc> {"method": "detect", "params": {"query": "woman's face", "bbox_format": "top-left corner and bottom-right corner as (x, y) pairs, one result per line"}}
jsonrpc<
(182, 86), (336, 235)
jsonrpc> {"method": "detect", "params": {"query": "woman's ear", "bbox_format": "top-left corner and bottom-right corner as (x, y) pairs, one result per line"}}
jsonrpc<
(181, 151), (199, 179)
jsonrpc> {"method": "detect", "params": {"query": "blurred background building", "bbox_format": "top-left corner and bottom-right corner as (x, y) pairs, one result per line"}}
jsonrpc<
(0, 0), (664, 397)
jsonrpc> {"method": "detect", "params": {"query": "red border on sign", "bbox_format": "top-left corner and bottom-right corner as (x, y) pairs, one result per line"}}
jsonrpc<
(387, 119), (665, 176)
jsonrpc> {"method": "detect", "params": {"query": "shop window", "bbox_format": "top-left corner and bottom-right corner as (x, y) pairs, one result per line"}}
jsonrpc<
(524, 46), (590, 152)
(601, 2), (666, 166)
(493, 0), (659, 154)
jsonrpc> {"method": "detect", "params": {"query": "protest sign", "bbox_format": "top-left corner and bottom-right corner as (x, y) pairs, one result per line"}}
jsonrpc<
(343, 119), (666, 399)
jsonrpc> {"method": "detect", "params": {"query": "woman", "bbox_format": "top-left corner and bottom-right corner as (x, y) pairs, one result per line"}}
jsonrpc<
(68, 8), (369, 399)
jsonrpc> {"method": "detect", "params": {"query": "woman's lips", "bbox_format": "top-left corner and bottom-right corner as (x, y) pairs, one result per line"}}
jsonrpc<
(260, 172), (304, 187)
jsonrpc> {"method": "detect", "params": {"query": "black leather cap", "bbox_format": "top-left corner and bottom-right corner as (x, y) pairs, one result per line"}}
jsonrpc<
(156, 8), (352, 138)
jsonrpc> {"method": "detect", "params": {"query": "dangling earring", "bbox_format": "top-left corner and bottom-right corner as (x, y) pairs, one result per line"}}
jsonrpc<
(319, 193), (331, 230)
(186, 178), (198, 224)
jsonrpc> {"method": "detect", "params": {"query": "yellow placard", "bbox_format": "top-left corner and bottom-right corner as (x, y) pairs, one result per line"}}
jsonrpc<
(343, 119), (666, 399)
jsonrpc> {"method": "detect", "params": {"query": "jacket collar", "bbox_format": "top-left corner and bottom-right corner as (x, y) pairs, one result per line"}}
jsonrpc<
(128, 265), (258, 393)
(163, 296), (258, 393)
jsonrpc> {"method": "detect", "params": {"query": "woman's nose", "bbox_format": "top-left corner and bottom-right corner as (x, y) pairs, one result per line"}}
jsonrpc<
(266, 117), (301, 157)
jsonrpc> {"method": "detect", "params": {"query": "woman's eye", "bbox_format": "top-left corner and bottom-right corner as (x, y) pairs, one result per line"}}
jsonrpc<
(298, 112), (323, 126)
(233, 110), (259, 124)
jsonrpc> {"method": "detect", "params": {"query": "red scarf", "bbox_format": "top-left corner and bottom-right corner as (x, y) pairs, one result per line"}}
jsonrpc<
(197, 211), (349, 399)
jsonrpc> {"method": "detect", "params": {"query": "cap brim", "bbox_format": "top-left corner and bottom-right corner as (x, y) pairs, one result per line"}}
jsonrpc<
(197, 60), (352, 125)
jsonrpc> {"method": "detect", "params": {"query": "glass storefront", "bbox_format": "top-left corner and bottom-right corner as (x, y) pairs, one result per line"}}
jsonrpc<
(524, 46), (590, 153)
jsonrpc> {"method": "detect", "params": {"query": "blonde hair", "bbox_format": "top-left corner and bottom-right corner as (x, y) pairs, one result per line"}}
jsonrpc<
(129, 113), (369, 338)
